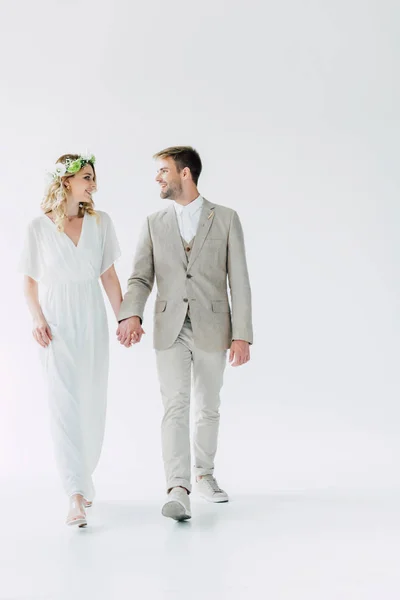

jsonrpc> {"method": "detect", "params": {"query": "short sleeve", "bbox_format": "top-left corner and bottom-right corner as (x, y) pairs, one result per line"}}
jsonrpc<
(18, 221), (43, 281)
(99, 212), (121, 275)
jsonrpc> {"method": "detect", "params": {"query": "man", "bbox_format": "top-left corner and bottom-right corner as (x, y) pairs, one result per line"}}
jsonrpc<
(117, 146), (253, 521)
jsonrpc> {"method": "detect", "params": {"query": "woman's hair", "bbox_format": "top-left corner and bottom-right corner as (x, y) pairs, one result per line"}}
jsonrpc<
(40, 154), (97, 232)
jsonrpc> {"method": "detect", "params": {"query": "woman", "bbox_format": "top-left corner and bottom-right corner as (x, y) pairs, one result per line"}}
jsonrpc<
(19, 153), (123, 527)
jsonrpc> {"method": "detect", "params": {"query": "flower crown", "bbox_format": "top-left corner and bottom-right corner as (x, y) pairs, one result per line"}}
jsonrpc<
(47, 152), (96, 180)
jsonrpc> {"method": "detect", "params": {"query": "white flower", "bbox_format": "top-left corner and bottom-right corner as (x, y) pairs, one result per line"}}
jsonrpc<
(45, 162), (67, 180)
(80, 149), (92, 161)
(54, 162), (67, 177)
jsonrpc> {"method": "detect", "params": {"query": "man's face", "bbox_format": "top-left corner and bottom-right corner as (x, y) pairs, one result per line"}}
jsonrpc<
(155, 157), (182, 200)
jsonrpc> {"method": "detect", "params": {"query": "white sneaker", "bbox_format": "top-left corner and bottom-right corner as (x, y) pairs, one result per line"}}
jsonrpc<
(196, 475), (229, 503)
(162, 487), (192, 521)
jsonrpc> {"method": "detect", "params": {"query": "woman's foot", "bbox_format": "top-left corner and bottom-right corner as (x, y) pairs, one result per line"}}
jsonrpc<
(66, 494), (87, 527)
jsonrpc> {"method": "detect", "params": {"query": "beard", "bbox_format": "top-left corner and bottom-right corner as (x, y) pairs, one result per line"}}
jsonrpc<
(160, 181), (182, 200)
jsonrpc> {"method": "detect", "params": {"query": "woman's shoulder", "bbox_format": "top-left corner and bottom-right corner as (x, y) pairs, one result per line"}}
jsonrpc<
(92, 209), (116, 228)
(90, 209), (110, 221)
(26, 214), (47, 232)
(94, 209), (108, 219)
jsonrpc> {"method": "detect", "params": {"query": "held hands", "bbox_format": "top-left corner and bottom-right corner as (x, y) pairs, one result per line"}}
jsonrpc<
(32, 317), (52, 348)
(116, 316), (145, 348)
(229, 340), (250, 367)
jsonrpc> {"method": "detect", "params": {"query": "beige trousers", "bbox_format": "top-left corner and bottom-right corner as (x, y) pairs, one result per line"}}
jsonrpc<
(155, 317), (227, 492)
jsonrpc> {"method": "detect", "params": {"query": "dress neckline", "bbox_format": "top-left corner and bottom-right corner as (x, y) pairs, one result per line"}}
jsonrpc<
(43, 212), (86, 249)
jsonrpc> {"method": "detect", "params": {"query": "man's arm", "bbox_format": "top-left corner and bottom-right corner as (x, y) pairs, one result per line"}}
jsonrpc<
(227, 211), (253, 365)
(119, 217), (155, 322)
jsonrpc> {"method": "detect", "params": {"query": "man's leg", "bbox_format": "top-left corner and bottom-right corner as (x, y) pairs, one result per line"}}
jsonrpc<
(192, 347), (227, 478)
(155, 321), (193, 493)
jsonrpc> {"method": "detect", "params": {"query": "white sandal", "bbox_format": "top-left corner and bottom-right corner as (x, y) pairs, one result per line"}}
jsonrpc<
(66, 499), (87, 528)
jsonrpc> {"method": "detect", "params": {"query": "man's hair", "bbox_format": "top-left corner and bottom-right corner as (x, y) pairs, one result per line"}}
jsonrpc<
(153, 146), (202, 185)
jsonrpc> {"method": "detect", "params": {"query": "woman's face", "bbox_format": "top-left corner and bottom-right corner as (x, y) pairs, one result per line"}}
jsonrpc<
(65, 164), (96, 203)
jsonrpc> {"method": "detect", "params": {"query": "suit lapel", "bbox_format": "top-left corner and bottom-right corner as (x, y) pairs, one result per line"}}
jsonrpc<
(188, 198), (215, 269)
(163, 205), (187, 267)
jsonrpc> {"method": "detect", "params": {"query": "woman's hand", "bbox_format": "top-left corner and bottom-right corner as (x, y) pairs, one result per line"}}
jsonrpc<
(23, 276), (52, 347)
(32, 317), (52, 347)
(116, 316), (145, 347)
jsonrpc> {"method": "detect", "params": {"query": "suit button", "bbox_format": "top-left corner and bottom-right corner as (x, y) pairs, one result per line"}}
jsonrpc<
(186, 247), (191, 252)
(187, 274), (192, 279)
(183, 298), (188, 302)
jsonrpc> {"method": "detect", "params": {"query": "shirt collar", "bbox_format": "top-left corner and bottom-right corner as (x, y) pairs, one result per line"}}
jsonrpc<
(174, 195), (203, 216)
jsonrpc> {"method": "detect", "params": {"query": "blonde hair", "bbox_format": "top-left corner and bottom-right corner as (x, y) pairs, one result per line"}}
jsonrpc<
(41, 154), (98, 232)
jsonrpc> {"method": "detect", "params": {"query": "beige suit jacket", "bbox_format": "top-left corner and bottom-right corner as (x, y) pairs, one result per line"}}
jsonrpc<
(118, 198), (253, 351)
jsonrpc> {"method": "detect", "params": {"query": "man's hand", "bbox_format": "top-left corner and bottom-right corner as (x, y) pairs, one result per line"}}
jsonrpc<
(229, 340), (250, 367)
(116, 316), (145, 348)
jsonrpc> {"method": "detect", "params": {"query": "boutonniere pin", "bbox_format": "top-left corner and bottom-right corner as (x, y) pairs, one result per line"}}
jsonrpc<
(208, 210), (214, 220)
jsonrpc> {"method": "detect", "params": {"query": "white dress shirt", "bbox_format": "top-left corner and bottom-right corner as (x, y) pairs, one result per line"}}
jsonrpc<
(173, 195), (204, 243)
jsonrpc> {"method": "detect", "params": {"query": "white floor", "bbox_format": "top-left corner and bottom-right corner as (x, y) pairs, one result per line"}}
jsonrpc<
(2, 481), (400, 600)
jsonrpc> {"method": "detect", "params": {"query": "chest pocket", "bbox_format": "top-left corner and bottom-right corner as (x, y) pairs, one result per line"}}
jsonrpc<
(200, 239), (227, 271)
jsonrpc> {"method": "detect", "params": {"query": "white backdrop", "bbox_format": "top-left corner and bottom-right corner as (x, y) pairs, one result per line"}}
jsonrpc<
(1, 0), (399, 497)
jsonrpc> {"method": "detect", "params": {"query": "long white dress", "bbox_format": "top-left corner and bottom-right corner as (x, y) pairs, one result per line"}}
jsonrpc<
(19, 210), (121, 500)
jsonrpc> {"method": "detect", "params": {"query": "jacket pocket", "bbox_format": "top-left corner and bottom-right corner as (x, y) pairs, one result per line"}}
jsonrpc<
(212, 300), (230, 313)
(155, 300), (167, 313)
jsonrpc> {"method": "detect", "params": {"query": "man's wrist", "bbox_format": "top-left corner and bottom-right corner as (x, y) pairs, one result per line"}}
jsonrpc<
(118, 315), (142, 324)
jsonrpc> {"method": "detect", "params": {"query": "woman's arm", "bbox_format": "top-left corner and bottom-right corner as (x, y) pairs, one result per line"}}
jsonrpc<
(23, 276), (52, 347)
(100, 265), (123, 320)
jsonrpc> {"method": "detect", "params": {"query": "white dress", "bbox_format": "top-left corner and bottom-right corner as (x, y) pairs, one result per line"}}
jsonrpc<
(19, 211), (121, 500)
